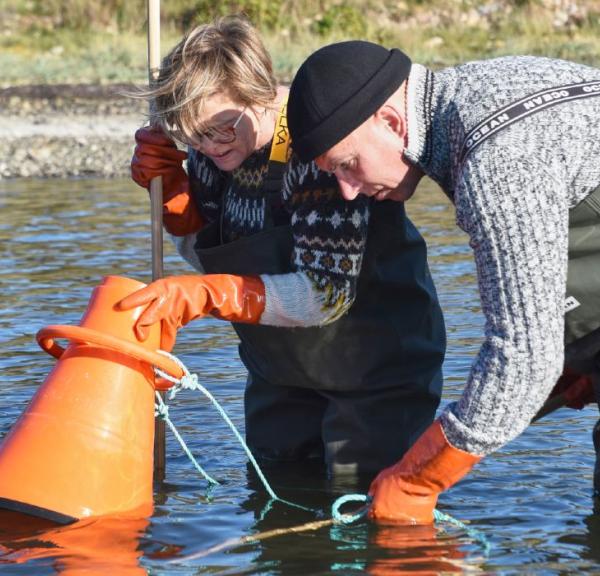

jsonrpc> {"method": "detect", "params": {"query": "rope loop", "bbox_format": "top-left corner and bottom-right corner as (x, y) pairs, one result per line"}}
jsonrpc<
(332, 494), (372, 524)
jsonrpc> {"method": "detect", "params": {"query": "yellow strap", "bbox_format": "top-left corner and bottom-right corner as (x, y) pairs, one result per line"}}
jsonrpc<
(269, 96), (291, 164)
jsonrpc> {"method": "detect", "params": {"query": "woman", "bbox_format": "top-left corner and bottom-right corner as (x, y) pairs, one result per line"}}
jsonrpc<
(124, 14), (446, 480)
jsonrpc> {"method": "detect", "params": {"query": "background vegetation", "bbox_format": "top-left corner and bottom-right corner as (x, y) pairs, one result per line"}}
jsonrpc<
(2, 0), (599, 86)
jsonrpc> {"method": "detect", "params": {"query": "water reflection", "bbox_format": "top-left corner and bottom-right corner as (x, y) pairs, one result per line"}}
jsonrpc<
(0, 513), (148, 574)
(169, 461), (476, 574)
(1, 178), (600, 573)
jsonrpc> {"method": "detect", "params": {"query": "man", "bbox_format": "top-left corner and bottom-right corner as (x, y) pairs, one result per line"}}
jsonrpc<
(287, 40), (600, 522)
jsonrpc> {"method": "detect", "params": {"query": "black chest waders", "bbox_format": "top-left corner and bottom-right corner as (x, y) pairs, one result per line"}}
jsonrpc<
(190, 100), (446, 479)
(460, 80), (600, 493)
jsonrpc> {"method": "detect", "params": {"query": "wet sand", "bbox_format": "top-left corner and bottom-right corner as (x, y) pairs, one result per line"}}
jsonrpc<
(0, 84), (146, 179)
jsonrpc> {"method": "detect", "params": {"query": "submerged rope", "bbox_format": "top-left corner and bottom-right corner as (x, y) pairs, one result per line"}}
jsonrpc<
(154, 351), (491, 557)
(331, 493), (490, 555)
(433, 509), (492, 556)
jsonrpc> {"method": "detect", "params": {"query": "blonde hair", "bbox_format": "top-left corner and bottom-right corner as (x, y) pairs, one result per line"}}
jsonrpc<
(141, 14), (277, 143)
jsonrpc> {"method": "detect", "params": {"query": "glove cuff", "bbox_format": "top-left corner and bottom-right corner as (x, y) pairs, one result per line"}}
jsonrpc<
(369, 420), (482, 524)
(203, 275), (266, 324)
(400, 420), (482, 493)
(162, 174), (204, 236)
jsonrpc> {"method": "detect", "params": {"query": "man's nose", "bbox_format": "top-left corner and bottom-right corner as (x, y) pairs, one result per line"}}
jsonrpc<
(336, 175), (362, 201)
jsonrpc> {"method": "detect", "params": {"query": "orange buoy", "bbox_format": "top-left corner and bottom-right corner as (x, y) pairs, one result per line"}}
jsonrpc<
(0, 275), (181, 523)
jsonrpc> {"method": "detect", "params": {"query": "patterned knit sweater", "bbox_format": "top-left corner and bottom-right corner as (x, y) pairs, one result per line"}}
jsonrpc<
(175, 143), (371, 326)
(405, 57), (600, 456)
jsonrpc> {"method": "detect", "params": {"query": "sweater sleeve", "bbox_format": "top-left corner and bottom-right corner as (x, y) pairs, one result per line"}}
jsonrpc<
(440, 146), (569, 455)
(259, 156), (370, 327)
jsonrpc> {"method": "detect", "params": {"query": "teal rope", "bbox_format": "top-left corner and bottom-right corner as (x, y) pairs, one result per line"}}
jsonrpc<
(154, 351), (490, 555)
(332, 493), (491, 556)
(154, 392), (219, 486)
(331, 494), (372, 523)
(154, 351), (316, 515)
(433, 509), (492, 556)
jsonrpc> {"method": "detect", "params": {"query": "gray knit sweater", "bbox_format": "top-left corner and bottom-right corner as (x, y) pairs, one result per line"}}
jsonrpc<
(405, 57), (600, 456)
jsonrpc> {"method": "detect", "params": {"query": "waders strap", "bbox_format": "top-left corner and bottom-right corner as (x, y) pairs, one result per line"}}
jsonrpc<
(263, 96), (291, 226)
(459, 80), (600, 168)
(264, 96), (291, 193)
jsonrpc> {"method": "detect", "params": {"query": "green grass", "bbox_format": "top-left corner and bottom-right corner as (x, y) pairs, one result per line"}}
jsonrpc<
(0, 29), (171, 86)
(2, 1), (599, 87)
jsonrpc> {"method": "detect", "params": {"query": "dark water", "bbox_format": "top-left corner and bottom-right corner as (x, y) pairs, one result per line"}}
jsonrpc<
(1, 178), (599, 575)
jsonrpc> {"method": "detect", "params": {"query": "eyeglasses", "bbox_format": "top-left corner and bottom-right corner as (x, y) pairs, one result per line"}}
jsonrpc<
(190, 106), (247, 145)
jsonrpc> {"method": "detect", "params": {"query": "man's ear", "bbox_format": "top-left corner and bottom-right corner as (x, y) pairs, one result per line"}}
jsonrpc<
(374, 104), (407, 139)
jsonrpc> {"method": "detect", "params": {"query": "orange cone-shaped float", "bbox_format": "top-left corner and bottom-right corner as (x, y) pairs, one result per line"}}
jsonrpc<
(0, 276), (182, 523)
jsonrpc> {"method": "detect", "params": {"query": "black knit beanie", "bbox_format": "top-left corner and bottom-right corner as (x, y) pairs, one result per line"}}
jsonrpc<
(288, 41), (411, 162)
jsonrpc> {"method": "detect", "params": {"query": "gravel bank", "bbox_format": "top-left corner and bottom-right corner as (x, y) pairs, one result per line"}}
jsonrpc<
(0, 84), (147, 179)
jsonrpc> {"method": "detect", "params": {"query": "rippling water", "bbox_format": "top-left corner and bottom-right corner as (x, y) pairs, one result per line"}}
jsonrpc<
(1, 178), (599, 574)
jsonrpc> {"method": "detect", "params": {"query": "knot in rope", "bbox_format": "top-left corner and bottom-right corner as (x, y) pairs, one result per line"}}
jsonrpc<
(154, 350), (200, 400)
(154, 399), (169, 420)
(167, 371), (199, 400)
(178, 372), (200, 392)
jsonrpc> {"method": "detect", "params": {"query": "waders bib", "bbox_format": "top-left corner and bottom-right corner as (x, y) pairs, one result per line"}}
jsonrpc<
(568, 185), (600, 495)
(564, 185), (600, 363)
(190, 104), (445, 476)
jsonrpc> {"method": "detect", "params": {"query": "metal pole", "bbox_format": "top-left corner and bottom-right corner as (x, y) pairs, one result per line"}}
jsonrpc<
(147, 0), (166, 481)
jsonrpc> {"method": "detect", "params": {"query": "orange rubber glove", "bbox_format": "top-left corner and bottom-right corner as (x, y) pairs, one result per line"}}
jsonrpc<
(131, 126), (203, 236)
(368, 420), (482, 524)
(117, 274), (265, 351)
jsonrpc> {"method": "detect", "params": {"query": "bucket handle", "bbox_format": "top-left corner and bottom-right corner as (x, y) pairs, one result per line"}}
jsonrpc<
(36, 325), (184, 381)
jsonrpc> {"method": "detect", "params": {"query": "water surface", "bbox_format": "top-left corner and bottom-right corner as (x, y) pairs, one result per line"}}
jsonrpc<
(0, 178), (599, 574)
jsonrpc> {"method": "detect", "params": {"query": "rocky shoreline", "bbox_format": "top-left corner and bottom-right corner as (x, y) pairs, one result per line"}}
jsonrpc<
(0, 84), (147, 179)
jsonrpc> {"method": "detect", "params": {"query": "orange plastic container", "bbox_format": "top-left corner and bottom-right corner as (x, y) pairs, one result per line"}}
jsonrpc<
(0, 275), (180, 522)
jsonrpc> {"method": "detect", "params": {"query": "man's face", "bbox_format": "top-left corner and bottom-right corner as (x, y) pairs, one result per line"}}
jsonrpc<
(315, 108), (418, 202)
